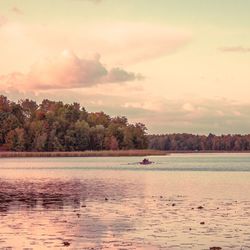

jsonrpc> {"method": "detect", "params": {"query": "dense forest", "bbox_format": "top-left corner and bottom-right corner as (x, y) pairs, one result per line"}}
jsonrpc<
(2, 95), (250, 152)
(148, 133), (250, 151)
(0, 95), (148, 151)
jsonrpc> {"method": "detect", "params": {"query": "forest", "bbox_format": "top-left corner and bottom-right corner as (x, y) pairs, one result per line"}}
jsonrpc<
(1, 95), (250, 152)
(148, 133), (250, 151)
(0, 95), (148, 151)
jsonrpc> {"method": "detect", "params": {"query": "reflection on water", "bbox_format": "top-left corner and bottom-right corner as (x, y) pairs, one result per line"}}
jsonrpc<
(0, 155), (250, 249)
(0, 178), (142, 212)
(0, 180), (85, 212)
(0, 178), (146, 249)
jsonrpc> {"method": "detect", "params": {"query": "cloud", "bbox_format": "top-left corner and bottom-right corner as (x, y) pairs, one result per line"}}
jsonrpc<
(0, 50), (142, 91)
(89, 23), (191, 64)
(23, 22), (190, 65)
(142, 99), (250, 135)
(10, 7), (23, 15)
(182, 103), (195, 112)
(104, 68), (143, 83)
(0, 21), (191, 75)
(3, 85), (250, 135)
(219, 46), (250, 53)
(87, 95), (250, 135)
(0, 15), (7, 27)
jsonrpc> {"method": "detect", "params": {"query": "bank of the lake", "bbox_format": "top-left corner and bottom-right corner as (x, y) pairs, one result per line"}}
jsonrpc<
(2, 150), (250, 158)
(0, 149), (166, 158)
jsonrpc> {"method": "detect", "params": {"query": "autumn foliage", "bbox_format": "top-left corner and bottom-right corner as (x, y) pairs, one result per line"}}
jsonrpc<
(0, 96), (148, 152)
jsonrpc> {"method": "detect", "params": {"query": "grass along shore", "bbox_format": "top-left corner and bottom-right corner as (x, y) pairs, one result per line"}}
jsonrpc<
(0, 150), (167, 158)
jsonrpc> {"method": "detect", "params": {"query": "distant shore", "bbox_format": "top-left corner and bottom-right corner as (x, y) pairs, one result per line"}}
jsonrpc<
(164, 150), (250, 154)
(0, 150), (167, 158)
(0, 150), (249, 158)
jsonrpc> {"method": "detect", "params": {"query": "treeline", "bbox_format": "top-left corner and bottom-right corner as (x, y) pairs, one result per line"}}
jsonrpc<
(148, 133), (250, 151)
(0, 96), (148, 152)
(2, 95), (250, 152)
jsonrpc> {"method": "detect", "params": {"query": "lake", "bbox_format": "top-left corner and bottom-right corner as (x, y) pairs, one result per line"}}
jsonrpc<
(0, 153), (250, 249)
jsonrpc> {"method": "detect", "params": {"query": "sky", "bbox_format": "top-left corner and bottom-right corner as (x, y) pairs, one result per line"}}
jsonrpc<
(0, 0), (250, 134)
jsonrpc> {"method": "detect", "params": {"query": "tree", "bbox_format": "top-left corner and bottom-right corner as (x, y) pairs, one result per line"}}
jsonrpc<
(19, 99), (38, 120)
(5, 128), (26, 151)
(0, 96), (149, 152)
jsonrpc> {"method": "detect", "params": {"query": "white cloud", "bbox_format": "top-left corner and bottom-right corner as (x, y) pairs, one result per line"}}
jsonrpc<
(0, 21), (191, 79)
(0, 50), (142, 91)
(182, 103), (195, 112)
(2, 21), (190, 66)
(85, 22), (191, 64)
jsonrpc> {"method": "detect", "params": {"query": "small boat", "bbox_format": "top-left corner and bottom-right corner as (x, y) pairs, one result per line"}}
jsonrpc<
(140, 158), (153, 165)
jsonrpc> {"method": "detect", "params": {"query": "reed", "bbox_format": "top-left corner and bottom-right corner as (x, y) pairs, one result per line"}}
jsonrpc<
(0, 150), (167, 158)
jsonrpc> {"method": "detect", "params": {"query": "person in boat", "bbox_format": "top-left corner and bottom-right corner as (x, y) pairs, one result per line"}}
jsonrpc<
(140, 158), (152, 165)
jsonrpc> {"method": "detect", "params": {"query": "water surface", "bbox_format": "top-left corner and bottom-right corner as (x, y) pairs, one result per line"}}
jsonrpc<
(0, 153), (250, 249)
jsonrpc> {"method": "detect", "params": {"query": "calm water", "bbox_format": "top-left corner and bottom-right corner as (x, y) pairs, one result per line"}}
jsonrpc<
(0, 153), (250, 249)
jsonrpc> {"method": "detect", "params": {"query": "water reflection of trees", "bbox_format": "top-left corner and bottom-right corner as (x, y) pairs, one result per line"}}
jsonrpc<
(0, 177), (142, 213)
(0, 177), (146, 249)
(0, 179), (86, 212)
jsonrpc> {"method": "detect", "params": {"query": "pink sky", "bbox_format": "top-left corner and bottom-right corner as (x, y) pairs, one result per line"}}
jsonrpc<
(1, 0), (250, 134)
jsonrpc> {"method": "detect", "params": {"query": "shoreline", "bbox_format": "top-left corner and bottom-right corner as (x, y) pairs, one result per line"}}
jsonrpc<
(0, 150), (250, 158)
(164, 150), (250, 154)
(0, 150), (167, 158)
